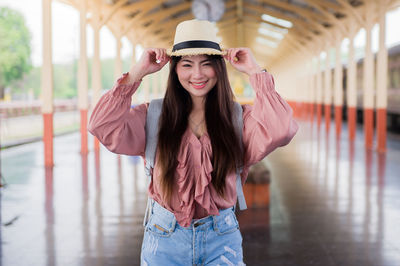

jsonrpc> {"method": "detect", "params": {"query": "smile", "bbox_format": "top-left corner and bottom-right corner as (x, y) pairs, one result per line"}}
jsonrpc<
(190, 81), (208, 89)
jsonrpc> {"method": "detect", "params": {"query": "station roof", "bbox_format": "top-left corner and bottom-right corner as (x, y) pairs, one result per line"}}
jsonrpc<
(60, 0), (400, 66)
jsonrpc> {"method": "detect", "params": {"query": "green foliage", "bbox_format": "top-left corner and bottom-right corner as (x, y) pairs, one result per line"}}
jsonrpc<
(10, 66), (40, 99)
(0, 7), (32, 97)
(10, 56), (132, 99)
(53, 61), (77, 98)
(100, 58), (115, 92)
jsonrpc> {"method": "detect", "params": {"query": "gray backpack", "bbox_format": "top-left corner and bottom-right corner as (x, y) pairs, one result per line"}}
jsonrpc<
(143, 98), (247, 225)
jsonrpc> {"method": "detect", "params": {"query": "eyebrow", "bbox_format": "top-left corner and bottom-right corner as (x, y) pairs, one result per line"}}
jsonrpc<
(181, 59), (211, 64)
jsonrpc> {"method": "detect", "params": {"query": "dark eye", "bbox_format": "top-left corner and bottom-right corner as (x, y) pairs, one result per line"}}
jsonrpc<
(182, 64), (191, 67)
(203, 62), (212, 66)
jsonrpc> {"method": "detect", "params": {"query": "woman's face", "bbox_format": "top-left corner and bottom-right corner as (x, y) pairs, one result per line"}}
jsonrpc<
(176, 54), (218, 100)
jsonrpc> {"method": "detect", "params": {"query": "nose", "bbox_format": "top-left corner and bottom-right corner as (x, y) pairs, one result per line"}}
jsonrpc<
(192, 65), (204, 79)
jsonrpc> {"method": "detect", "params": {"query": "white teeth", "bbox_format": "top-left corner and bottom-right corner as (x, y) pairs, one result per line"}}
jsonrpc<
(192, 82), (206, 85)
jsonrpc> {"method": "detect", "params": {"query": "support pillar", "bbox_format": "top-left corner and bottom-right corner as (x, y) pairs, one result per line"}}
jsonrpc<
(143, 75), (150, 102)
(376, 4), (388, 153)
(316, 57), (323, 129)
(92, 3), (101, 151)
(324, 47), (332, 133)
(307, 73), (313, 123)
(363, 3), (375, 149)
(334, 37), (343, 139)
(131, 44), (136, 67)
(308, 61), (315, 123)
(130, 43), (137, 103)
(115, 37), (123, 175)
(347, 26), (357, 142)
(78, 0), (88, 155)
(42, 0), (54, 167)
(114, 38), (123, 80)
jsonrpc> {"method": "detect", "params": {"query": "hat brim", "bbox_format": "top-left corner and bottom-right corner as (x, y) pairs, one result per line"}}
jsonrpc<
(167, 47), (227, 57)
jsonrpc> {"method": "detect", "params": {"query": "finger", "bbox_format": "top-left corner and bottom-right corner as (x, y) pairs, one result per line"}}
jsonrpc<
(225, 48), (233, 61)
(160, 57), (169, 68)
(158, 48), (165, 63)
(225, 49), (231, 61)
(229, 48), (235, 62)
(161, 48), (167, 62)
(140, 48), (152, 66)
(159, 48), (164, 62)
(237, 48), (249, 63)
(148, 48), (156, 57)
(231, 48), (240, 62)
(154, 48), (161, 63)
(158, 49), (164, 62)
(148, 48), (158, 63)
(223, 49), (229, 60)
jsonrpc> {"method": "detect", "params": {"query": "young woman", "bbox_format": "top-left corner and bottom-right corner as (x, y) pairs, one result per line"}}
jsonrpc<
(89, 19), (298, 266)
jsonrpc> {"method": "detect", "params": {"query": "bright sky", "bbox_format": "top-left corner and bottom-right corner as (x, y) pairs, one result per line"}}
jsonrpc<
(1, 0), (400, 67)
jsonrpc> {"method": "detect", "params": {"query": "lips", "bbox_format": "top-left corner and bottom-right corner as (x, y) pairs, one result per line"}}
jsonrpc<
(190, 80), (208, 89)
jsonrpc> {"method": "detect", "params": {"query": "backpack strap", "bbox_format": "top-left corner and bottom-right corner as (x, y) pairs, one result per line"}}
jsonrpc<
(143, 98), (163, 226)
(232, 102), (247, 210)
(145, 98), (164, 175)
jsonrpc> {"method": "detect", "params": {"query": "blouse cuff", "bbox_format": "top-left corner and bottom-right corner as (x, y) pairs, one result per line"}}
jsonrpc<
(112, 72), (142, 98)
(249, 71), (275, 94)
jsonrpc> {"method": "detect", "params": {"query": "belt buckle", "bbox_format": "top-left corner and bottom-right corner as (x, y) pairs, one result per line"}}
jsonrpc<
(194, 221), (204, 228)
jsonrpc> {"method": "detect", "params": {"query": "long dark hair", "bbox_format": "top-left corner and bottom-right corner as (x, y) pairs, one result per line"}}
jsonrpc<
(157, 55), (242, 202)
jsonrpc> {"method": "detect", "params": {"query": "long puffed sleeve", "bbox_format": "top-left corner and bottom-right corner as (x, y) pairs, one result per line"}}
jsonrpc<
(242, 72), (298, 167)
(88, 73), (148, 156)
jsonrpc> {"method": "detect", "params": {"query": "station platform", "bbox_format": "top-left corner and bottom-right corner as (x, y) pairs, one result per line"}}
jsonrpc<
(1, 121), (400, 266)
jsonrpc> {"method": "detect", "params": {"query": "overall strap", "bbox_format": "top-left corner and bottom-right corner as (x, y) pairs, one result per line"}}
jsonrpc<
(143, 98), (163, 226)
(232, 102), (247, 210)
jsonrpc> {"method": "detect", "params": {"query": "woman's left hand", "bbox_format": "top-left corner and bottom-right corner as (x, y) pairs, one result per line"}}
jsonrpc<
(224, 48), (263, 76)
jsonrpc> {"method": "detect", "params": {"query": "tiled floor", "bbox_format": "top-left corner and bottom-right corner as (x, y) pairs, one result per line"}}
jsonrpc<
(1, 121), (400, 265)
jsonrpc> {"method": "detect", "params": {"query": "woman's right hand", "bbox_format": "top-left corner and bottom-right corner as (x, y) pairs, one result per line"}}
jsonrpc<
(128, 48), (170, 83)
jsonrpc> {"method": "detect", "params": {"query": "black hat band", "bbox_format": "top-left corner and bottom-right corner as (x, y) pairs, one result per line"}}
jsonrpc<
(172, 40), (221, 52)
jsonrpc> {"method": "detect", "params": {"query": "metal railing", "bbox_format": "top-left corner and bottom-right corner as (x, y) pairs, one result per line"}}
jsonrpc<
(0, 99), (79, 118)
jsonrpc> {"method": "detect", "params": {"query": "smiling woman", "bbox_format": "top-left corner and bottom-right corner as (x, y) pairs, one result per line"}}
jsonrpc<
(176, 55), (218, 100)
(88, 19), (298, 265)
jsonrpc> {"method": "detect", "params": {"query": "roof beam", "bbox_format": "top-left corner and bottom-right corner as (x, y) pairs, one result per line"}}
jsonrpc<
(99, 0), (128, 26)
(389, 0), (400, 9)
(136, 2), (191, 37)
(122, 0), (164, 14)
(237, 0), (244, 47)
(152, 4), (237, 43)
(244, 2), (327, 36)
(149, 13), (194, 46)
(260, 0), (328, 25)
(302, 0), (347, 34)
(243, 11), (315, 42)
(217, 17), (238, 29)
(57, 0), (79, 8)
(314, 0), (344, 14)
(336, 0), (364, 25)
(118, 3), (161, 37)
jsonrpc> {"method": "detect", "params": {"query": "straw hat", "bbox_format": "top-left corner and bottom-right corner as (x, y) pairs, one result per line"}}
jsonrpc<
(167, 19), (225, 57)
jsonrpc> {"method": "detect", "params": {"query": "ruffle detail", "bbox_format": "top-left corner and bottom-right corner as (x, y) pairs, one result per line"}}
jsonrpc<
(173, 131), (219, 227)
(193, 136), (218, 215)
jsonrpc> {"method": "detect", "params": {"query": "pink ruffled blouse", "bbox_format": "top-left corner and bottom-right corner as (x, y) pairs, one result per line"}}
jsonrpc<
(88, 71), (298, 227)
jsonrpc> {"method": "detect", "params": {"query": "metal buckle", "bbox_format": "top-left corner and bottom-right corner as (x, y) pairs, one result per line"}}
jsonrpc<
(194, 221), (205, 228)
